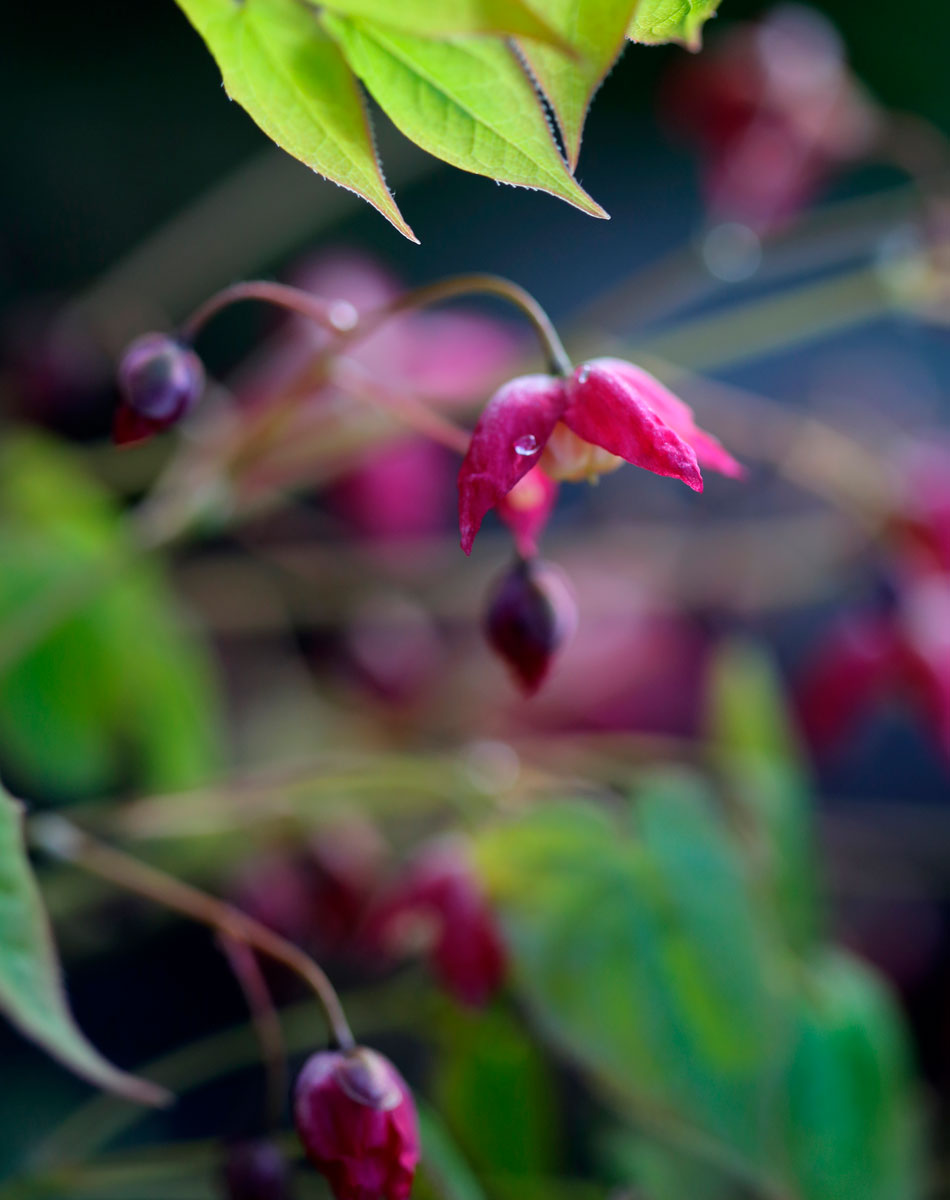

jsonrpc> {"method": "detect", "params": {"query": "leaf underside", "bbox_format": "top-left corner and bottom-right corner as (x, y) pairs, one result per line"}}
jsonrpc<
(627, 0), (723, 50)
(322, 14), (608, 219)
(174, 0), (417, 240)
(0, 787), (168, 1105)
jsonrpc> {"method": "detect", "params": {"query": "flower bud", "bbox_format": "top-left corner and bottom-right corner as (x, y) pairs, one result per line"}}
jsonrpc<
(114, 332), (204, 444)
(484, 558), (577, 694)
(222, 1139), (292, 1200)
(294, 1047), (419, 1200)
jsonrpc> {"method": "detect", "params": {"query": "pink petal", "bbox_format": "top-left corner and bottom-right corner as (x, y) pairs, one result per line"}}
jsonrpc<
(458, 375), (567, 555)
(496, 467), (559, 557)
(564, 363), (703, 491)
(588, 358), (745, 480)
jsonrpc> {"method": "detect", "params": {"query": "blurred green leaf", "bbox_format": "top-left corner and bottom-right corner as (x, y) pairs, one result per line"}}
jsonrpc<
(519, 0), (638, 170)
(320, 0), (570, 45)
(417, 1102), (489, 1200)
(174, 0), (417, 241)
(321, 15), (609, 219)
(705, 637), (821, 953)
(434, 1003), (557, 1177)
(474, 788), (790, 1179)
(0, 786), (167, 1105)
(784, 950), (921, 1200)
(706, 636), (803, 774)
(626, 0), (722, 49)
(0, 434), (223, 798)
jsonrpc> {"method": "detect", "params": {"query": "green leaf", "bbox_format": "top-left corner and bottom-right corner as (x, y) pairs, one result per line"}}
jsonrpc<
(474, 793), (790, 1174)
(417, 1102), (490, 1200)
(322, 15), (608, 219)
(434, 1004), (557, 1177)
(705, 637), (821, 953)
(705, 636), (803, 774)
(320, 0), (572, 47)
(174, 0), (416, 241)
(0, 434), (223, 798)
(519, 0), (638, 170)
(626, 0), (722, 49)
(0, 786), (167, 1104)
(783, 950), (921, 1200)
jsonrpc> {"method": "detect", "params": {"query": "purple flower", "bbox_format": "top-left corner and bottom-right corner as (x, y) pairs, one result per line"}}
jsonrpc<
(114, 332), (204, 445)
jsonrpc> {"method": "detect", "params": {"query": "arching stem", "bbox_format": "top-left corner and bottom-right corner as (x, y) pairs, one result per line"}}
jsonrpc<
(30, 815), (355, 1051)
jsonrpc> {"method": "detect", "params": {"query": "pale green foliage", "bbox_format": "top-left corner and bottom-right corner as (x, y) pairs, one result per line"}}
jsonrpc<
(627, 0), (723, 50)
(174, 0), (418, 240)
(322, 15), (607, 218)
(0, 786), (167, 1104)
(172, 0), (718, 237)
(519, 0), (640, 170)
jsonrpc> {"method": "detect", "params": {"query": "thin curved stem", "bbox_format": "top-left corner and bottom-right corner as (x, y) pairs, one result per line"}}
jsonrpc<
(180, 280), (360, 343)
(350, 272), (572, 376)
(29, 816), (355, 1051)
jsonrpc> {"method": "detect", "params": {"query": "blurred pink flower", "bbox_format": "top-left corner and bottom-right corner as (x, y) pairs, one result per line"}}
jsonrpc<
(366, 839), (506, 1007)
(665, 5), (878, 231)
(797, 564), (950, 760)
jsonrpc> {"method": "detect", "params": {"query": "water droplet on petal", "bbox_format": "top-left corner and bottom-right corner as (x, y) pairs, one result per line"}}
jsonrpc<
(513, 434), (539, 457)
(328, 300), (359, 332)
(577, 365), (591, 384)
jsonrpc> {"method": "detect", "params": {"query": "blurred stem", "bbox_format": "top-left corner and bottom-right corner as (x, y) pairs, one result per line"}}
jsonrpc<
(180, 279), (360, 343)
(216, 936), (287, 1129)
(29, 815), (355, 1051)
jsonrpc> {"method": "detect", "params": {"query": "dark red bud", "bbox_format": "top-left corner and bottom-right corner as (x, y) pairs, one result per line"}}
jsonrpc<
(222, 1139), (292, 1200)
(114, 332), (204, 443)
(294, 1047), (419, 1200)
(484, 557), (577, 694)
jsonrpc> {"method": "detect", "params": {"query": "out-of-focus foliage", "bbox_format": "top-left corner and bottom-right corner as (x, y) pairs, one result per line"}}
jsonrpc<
(0, 434), (222, 799)
(0, 787), (166, 1105)
(475, 765), (919, 1200)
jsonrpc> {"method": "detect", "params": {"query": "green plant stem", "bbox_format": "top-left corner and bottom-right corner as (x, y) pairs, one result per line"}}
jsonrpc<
(29, 815), (355, 1051)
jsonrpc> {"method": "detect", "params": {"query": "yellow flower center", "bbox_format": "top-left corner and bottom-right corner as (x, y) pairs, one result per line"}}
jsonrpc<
(540, 423), (623, 483)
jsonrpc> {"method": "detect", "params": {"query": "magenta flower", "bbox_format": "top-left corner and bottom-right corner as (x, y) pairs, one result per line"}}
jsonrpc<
(458, 357), (743, 554)
(294, 1046), (419, 1200)
(367, 839), (506, 1008)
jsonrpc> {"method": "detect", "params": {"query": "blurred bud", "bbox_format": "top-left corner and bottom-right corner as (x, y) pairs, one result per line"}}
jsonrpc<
(222, 1139), (292, 1200)
(294, 1047), (419, 1200)
(484, 558), (577, 695)
(368, 839), (506, 1008)
(665, 5), (878, 231)
(114, 332), (204, 444)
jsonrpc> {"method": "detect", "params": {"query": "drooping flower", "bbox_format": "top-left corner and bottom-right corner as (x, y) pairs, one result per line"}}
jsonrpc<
(366, 839), (506, 1007)
(113, 333), (205, 445)
(294, 1046), (419, 1200)
(458, 358), (743, 554)
(484, 557), (578, 694)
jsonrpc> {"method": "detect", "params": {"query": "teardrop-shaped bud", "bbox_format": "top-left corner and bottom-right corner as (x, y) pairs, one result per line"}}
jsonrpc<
(484, 558), (577, 694)
(294, 1047), (419, 1200)
(114, 332), (204, 444)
